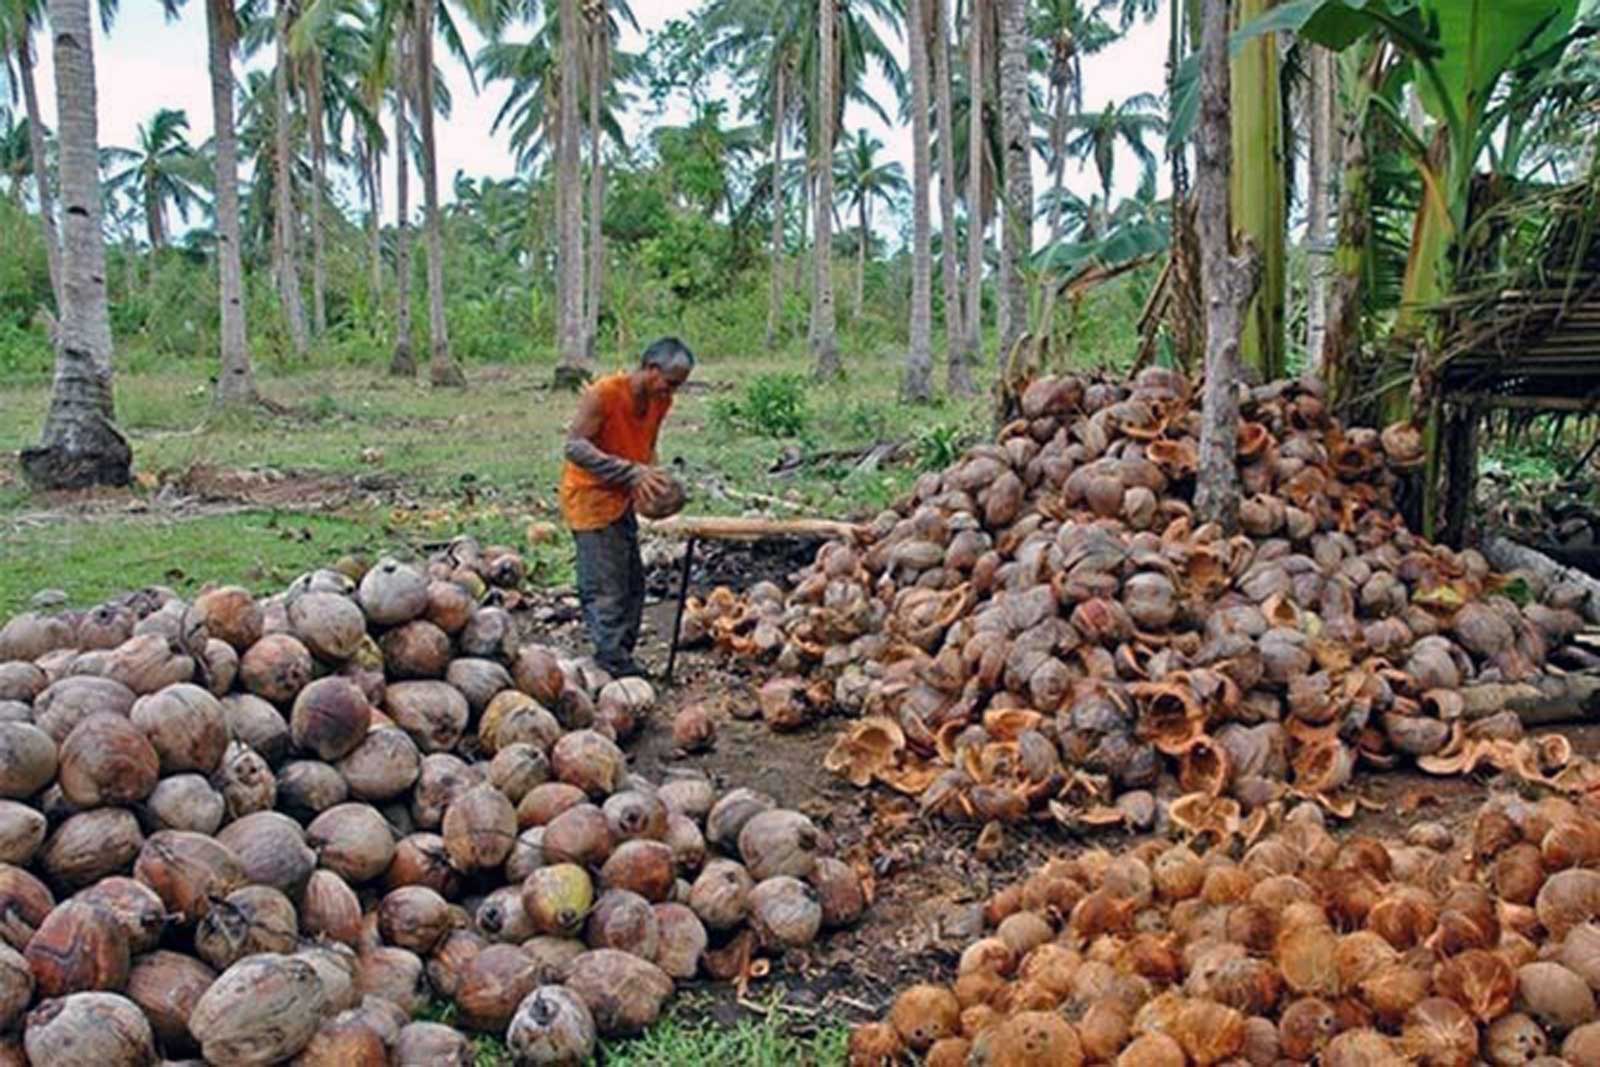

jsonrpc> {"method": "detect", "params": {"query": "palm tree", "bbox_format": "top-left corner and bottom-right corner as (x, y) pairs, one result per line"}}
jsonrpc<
(834, 130), (907, 321)
(811, 0), (839, 377)
(932, 0), (969, 394)
(103, 108), (207, 252)
(273, 0), (310, 356)
(554, 0), (584, 385)
(1062, 93), (1162, 236)
(21, 0), (131, 488)
(204, 0), (257, 404)
(291, 0), (373, 338)
(583, 1), (639, 359)
(700, 0), (905, 372)
(413, 0), (466, 386)
(389, 22), (416, 375)
(996, 0), (1030, 364)
(1030, 0), (1117, 242)
(1, 0), (60, 306)
(960, 0), (995, 372)
(903, 0), (933, 402)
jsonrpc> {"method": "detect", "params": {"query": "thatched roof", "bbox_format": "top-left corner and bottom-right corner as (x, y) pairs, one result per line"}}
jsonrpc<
(1438, 179), (1600, 410)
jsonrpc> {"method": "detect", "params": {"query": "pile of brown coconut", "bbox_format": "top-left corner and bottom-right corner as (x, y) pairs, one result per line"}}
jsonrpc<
(684, 369), (1599, 833)
(0, 542), (865, 1065)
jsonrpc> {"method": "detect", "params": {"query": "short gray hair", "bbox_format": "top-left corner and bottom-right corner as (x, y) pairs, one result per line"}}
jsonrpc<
(640, 337), (696, 375)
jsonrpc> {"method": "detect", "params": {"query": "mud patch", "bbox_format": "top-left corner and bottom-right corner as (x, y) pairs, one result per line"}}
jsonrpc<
(169, 464), (396, 509)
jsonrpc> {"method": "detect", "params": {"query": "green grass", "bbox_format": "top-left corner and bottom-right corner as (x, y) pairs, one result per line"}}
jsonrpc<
(0, 349), (986, 615)
(426, 997), (848, 1067)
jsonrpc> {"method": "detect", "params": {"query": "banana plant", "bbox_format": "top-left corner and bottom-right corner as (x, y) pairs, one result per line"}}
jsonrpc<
(1238, 0), (1587, 537)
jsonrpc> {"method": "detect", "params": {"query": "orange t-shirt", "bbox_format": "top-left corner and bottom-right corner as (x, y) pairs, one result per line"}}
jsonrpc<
(559, 373), (673, 531)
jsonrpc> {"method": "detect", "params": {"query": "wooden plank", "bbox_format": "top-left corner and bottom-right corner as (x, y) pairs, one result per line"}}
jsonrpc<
(1447, 393), (1600, 412)
(642, 515), (869, 543)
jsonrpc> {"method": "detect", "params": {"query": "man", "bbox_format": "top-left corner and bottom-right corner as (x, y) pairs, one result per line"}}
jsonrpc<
(559, 337), (694, 678)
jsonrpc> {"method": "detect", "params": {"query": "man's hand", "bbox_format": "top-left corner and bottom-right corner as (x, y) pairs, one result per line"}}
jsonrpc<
(632, 466), (673, 503)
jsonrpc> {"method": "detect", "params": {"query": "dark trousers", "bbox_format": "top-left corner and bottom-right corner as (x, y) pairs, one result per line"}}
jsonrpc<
(573, 512), (645, 670)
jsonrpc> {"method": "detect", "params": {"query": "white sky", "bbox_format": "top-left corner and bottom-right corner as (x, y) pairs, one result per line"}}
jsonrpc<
(18, 0), (1170, 243)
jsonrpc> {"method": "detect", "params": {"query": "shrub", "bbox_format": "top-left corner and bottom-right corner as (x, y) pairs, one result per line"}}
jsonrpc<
(711, 373), (811, 438)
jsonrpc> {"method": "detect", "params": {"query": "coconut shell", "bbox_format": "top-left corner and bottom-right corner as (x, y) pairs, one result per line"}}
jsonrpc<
(410, 753), (483, 830)
(358, 559), (429, 626)
(395, 1021), (474, 1065)
(507, 984), (597, 1065)
(356, 945), (427, 1015)
(216, 811), (317, 897)
(381, 621), (452, 680)
(214, 740), (278, 818)
(286, 591), (366, 663)
(384, 681), (469, 753)
(563, 948), (674, 1037)
(378, 886), (453, 955)
(59, 712), (159, 808)
(453, 943), (540, 1032)
(302, 869), (363, 946)
(125, 949), (216, 1053)
(291, 1009), (390, 1067)
(551, 730), (627, 797)
(0, 802), (44, 867)
(133, 830), (243, 925)
(142, 773), (227, 835)
(189, 953), (327, 1066)
(43, 808), (144, 889)
(289, 678), (372, 762)
(220, 693), (291, 765)
(23, 992), (157, 1067)
(442, 784), (517, 872)
(239, 633), (315, 704)
(75, 878), (164, 955)
(26, 899), (131, 998)
(195, 885), (299, 971)
(337, 727), (423, 802)
(307, 803), (398, 884)
(32, 676), (137, 745)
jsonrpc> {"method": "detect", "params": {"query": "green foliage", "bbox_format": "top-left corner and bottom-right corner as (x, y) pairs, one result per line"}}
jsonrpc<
(640, 211), (738, 301)
(711, 372), (811, 438)
(916, 420), (969, 471)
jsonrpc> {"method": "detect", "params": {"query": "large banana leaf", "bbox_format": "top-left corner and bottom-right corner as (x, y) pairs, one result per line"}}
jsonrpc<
(1033, 217), (1169, 274)
(1416, 0), (1579, 136)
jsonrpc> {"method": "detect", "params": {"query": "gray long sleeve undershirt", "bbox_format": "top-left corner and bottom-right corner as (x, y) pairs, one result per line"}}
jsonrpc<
(565, 437), (643, 488)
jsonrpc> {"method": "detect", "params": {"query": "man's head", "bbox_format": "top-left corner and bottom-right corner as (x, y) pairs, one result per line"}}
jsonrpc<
(639, 337), (695, 399)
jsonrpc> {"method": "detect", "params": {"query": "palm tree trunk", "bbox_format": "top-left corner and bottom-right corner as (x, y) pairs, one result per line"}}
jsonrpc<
(390, 65), (416, 376)
(207, 0), (255, 405)
(554, 0), (588, 385)
(810, 0), (840, 378)
(855, 197), (867, 319)
(962, 0), (984, 372)
(366, 138), (383, 320)
(144, 180), (164, 250)
(22, 0), (131, 489)
(15, 35), (61, 310)
(1194, 0), (1260, 533)
(793, 167), (807, 293)
(1304, 44), (1334, 376)
(584, 16), (605, 360)
(273, 0), (309, 358)
(765, 62), (785, 350)
(903, 0), (934, 402)
(1321, 43), (1377, 406)
(307, 50), (328, 338)
(997, 0), (1031, 365)
(1047, 82), (1069, 242)
(1229, 0), (1284, 381)
(416, 4), (463, 387)
(933, 0), (967, 394)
